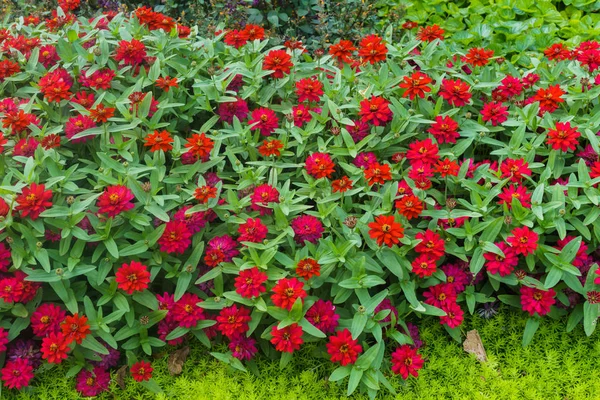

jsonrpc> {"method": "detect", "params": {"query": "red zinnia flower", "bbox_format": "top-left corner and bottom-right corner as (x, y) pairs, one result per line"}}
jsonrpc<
(1, 359), (34, 389)
(481, 101), (509, 126)
(295, 77), (324, 103)
(61, 313), (90, 344)
(440, 301), (464, 328)
(406, 138), (439, 166)
(218, 98), (249, 124)
(258, 139), (284, 157)
(415, 230), (445, 259)
(96, 185), (135, 217)
(65, 115), (96, 143)
(115, 260), (151, 294)
(463, 47), (494, 66)
(244, 24), (265, 40)
(498, 75), (523, 98)
(547, 121), (580, 152)
(412, 254), (438, 278)
(520, 286), (556, 316)
(194, 185), (218, 204)
(31, 303), (67, 337)
(306, 299), (339, 333)
(271, 277), (307, 310)
(395, 195), (423, 220)
(250, 184), (280, 215)
(75, 367), (110, 397)
(500, 158), (531, 182)
(507, 226), (538, 256)
(238, 218), (268, 243)
(439, 79), (472, 107)
(271, 323), (303, 353)
(364, 162), (392, 185)
(216, 305), (252, 338)
(249, 108), (279, 136)
(130, 361), (153, 382)
(296, 258), (320, 280)
(234, 267), (268, 298)
(399, 72), (432, 100)
(184, 132), (214, 161)
(416, 25), (444, 42)
(291, 215), (324, 244)
(263, 49), (293, 78)
(368, 215), (404, 247)
(89, 104), (115, 123)
(428, 115), (459, 144)
(424, 283), (457, 308)
(522, 73), (540, 88)
(329, 40), (356, 64)
(533, 85), (565, 114)
(158, 221), (192, 254)
(326, 329), (362, 366)
(114, 39), (147, 66)
(484, 242), (519, 276)
(358, 34), (387, 64)
(155, 76), (178, 92)
(498, 184), (532, 209)
(144, 130), (174, 152)
(173, 293), (204, 328)
(359, 96), (393, 126)
(224, 29), (249, 48)
(332, 176), (353, 193)
(544, 43), (571, 61)
(435, 158), (459, 177)
(41, 332), (71, 364)
(305, 152), (335, 179)
(391, 345), (425, 379)
(15, 183), (53, 220)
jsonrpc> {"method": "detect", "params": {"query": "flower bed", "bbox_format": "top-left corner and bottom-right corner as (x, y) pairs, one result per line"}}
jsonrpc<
(0, 4), (600, 398)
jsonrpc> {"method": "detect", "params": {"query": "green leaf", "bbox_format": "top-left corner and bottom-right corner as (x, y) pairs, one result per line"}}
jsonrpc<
(522, 317), (540, 347)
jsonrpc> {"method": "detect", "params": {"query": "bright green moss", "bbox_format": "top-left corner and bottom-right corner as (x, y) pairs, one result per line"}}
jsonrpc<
(4, 309), (599, 399)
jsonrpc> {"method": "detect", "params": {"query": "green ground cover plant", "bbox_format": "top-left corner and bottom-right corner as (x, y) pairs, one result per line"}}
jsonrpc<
(0, 1), (599, 399)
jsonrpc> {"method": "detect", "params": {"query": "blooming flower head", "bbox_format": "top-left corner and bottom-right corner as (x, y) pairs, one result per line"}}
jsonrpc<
(194, 185), (218, 204)
(158, 221), (192, 254)
(500, 158), (531, 183)
(358, 34), (387, 64)
(249, 108), (279, 136)
(399, 72), (432, 100)
(41, 332), (71, 364)
(481, 101), (509, 126)
(412, 254), (438, 278)
(326, 329), (362, 366)
(184, 132), (214, 161)
(520, 286), (556, 316)
(395, 195), (423, 220)
(484, 242), (519, 277)
(547, 122), (580, 152)
(498, 185), (532, 209)
(414, 229), (445, 259)
(305, 299), (339, 334)
(359, 96), (393, 126)
(423, 283), (457, 308)
(544, 43), (571, 61)
(295, 77), (324, 103)
(329, 40), (356, 64)
(144, 130), (174, 152)
(115, 261), (151, 294)
(416, 25), (444, 42)
(364, 162), (392, 185)
(218, 98), (249, 124)
(428, 115), (460, 144)
(332, 176), (353, 193)
(61, 313), (90, 344)
(75, 367), (110, 397)
(243, 24), (265, 40)
(229, 336), (258, 361)
(435, 158), (460, 177)
(291, 215), (324, 244)
(271, 277), (307, 310)
(31, 303), (67, 337)
(173, 293), (205, 328)
(533, 85), (565, 114)
(440, 301), (464, 328)
(15, 183), (53, 220)
(250, 184), (280, 215)
(296, 258), (321, 280)
(258, 139), (284, 157)
(131, 360), (153, 382)
(237, 218), (268, 244)
(305, 152), (335, 179)
(216, 305), (252, 338)
(1, 359), (34, 389)
(439, 78), (472, 107)
(65, 115), (96, 143)
(463, 47), (494, 66)
(391, 345), (425, 379)
(224, 29), (249, 48)
(271, 323), (303, 353)
(507, 226), (539, 256)
(406, 138), (440, 166)
(263, 49), (293, 78)
(97, 185), (135, 217)
(368, 215), (404, 247)
(115, 39), (147, 66)
(235, 267), (268, 298)
(441, 263), (470, 292)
